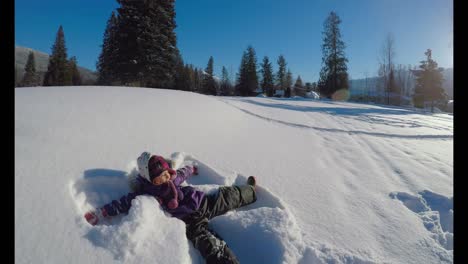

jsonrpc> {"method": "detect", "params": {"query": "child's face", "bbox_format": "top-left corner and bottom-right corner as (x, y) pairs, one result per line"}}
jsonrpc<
(152, 170), (171, 185)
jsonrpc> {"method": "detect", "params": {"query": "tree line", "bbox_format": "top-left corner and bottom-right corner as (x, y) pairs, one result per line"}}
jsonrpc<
(17, 25), (82, 87)
(16, 2), (447, 111)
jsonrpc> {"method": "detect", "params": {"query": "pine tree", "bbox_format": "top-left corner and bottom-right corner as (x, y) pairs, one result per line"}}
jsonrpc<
(97, 11), (119, 85)
(43, 25), (72, 86)
(236, 50), (248, 96)
(260, 56), (274, 96)
(194, 68), (204, 93)
(184, 64), (193, 91)
(113, 0), (177, 87)
(21, 51), (40, 87)
(276, 55), (287, 93)
(191, 66), (201, 93)
(173, 50), (190, 91)
(294, 75), (304, 89)
(185, 64), (193, 91)
(113, 0), (142, 85)
(413, 49), (446, 112)
(69, 56), (82, 85)
(156, 0), (178, 88)
(294, 75), (305, 97)
(236, 46), (258, 96)
(285, 69), (293, 97)
(318, 12), (349, 98)
(246, 46), (259, 95)
(202, 56), (217, 95)
(220, 66), (232, 96)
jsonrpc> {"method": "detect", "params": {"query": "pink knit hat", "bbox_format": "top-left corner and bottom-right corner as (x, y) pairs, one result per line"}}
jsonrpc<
(137, 151), (175, 182)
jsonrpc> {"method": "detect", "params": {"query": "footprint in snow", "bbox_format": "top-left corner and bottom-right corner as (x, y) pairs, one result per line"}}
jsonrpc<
(389, 190), (453, 250)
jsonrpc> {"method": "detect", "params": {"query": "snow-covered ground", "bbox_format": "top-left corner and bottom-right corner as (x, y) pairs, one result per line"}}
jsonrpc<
(15, 86), (453, 263)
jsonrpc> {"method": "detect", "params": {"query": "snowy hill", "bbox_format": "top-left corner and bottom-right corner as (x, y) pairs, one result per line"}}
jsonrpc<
(15, 46), (98, 85)
(15, 86), (453, 263)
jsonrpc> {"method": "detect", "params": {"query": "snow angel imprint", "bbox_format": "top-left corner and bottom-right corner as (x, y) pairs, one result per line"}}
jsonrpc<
(84, 151), (258, 264)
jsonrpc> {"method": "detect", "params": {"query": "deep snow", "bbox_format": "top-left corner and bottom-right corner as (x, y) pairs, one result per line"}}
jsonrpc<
(15, 86), (452, 263)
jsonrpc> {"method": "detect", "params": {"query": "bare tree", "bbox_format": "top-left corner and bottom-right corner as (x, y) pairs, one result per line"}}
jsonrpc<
(395, 64), (404, 103)
(395, 64), (415, 105)
(406, 64), (414, 97)
(378, 33), (400, 105)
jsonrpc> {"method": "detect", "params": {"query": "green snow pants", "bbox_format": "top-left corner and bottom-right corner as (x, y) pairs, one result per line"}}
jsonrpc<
(182, 185), (257, 264)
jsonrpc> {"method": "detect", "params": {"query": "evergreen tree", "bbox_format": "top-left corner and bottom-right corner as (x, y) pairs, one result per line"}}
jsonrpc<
(173, 50), (190, 91)
(312, 82), (318, 91)
(191, 66), (201, 93)
(294, 75), (304, 89)
(69, 56), (82, 85)
(113, 0), (142, 85)
(246, 46), (259, 95)
(194, 68), (204, 93)
(220, 66), (232, 96)
(413, 49), (446, 112)
(285, 69), (293, 97)
(156, 0), (178, 88)
(21, 51), (40, 87)
(318, 12), (349, 98)
(276, 55), (287, 92)
(113, 0), (177, 87)
(202, 56), (217, 95)
(43, 25), (72, 86)
(294, 75), (305, 97)
(184, 64), (193, 91)
(185, 64), (194, 91)
(236, 50), (248, 96)
(97, 11), (119, 85)
(236, 46), (258, 96)
(260, 56), (274, 96)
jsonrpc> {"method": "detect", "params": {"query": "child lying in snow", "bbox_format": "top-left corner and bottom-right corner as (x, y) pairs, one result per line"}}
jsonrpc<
(84, 151), (257, 264)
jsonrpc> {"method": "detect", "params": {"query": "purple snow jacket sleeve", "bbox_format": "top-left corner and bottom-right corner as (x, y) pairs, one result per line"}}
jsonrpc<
(102, 176), (148, 216)
(102, 166), (205, 219)
(172, 165), (195, 186)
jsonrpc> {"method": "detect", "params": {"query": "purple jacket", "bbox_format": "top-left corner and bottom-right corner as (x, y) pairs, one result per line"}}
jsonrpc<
(103, 166), (205, 219)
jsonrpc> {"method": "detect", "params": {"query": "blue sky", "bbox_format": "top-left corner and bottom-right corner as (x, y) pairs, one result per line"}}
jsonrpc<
(15, 0), (453, 82)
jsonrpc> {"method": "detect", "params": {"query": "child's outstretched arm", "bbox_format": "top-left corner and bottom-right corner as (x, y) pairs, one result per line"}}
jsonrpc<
(102, 191), (141, 216)
(172, 165), (198, 186)
(85, 189), (144, 226)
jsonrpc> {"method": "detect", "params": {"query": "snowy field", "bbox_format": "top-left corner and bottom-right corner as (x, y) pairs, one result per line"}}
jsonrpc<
(15, 86), (453, 263)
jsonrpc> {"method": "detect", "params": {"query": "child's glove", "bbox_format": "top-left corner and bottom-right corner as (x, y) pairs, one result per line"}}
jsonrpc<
(84, 208), (108, 226)
(193, 166), (199, 175)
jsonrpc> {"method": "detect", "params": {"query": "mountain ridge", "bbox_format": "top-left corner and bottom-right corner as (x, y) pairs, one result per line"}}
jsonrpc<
(15, 46), (97, 85)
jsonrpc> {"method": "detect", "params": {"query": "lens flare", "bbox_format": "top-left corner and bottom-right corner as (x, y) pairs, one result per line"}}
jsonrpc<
(331, 89), (350, 101)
